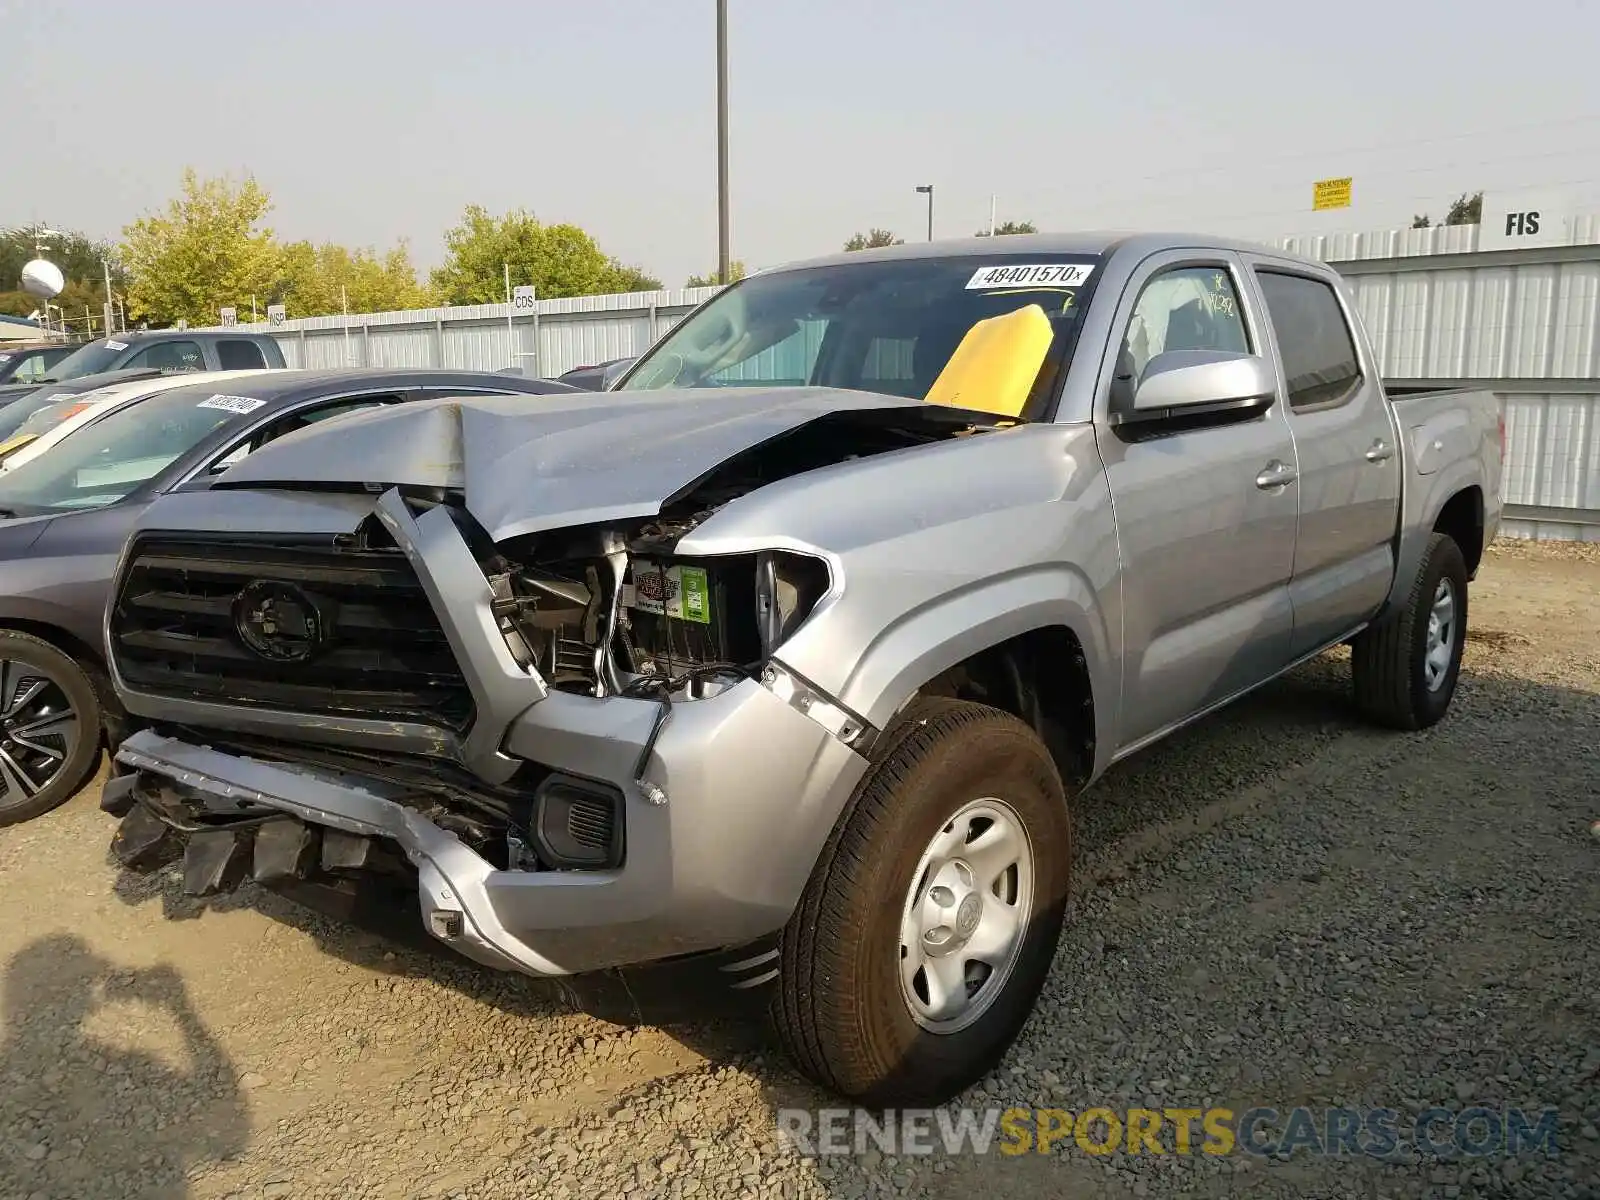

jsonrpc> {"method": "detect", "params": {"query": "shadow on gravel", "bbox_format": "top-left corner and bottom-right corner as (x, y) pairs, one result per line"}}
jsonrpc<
(0, 934), (248, 1199)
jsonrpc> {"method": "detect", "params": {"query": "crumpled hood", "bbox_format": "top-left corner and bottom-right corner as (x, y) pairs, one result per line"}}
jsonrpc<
(214, 386), (930, 542)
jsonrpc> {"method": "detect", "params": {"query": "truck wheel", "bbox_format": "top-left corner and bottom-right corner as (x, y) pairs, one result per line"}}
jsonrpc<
(0, 631), (102, 827)
(1351, 532), (1469, 731)
(774, 697), (1072, 1106)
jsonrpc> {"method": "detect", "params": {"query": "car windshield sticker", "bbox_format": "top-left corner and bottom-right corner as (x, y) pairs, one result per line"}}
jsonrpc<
(965, 263), (1095, 290)
(197, 394), (265, 414)
(0, 354), (11, 363)
(105, 339), (129, 351)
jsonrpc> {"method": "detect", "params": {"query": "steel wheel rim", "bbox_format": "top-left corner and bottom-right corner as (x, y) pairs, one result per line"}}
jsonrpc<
(1424, 577), (1457, 692)
(0, 658), (81, 809)
(898, 797), (1035, 1034)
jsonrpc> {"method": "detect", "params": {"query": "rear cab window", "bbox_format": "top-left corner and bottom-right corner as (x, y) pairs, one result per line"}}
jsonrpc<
(217, 339), (268, 369)
(1254, 271), (1363, 410)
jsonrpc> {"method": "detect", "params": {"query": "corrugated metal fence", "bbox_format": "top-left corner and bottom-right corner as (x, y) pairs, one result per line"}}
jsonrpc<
(223, 289), (721, 378)
(207, 217), (1600, 540)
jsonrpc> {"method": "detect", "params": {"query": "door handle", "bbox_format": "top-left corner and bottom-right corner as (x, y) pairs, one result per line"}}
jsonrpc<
(1255, 460), (1298, 490)
(1365, 440), (1394, 463)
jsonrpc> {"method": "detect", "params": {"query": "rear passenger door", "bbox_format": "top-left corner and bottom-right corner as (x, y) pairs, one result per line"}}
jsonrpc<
(1247, 262), (1402, 655)
(1096, 251), (1301, 748)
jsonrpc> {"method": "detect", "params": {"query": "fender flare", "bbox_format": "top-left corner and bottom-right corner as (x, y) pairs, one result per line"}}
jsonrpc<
(819, 563), (1116, 768)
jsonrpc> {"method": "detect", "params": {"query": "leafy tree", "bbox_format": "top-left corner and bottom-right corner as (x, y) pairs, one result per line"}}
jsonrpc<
(686, 260), (747, 287)
(120, 170), (283, 326)
(276, 240), (432, 317)
(1445, 192), (1483, 226)
(975, 220), (1038, 237)
(430, 206), (660, 304)
(843, 229), (904, 251)
(1411, 192), (1483, 229)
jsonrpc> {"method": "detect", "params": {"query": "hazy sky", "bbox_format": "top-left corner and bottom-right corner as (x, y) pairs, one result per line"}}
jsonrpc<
(6, 0), (1599, 287)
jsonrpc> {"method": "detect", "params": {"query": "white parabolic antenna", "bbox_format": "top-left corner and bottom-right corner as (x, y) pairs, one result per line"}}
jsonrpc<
(20, 259), (66, 300)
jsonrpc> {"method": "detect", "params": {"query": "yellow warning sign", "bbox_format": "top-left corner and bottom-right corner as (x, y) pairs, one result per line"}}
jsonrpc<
(1313, 177), (1353, 211)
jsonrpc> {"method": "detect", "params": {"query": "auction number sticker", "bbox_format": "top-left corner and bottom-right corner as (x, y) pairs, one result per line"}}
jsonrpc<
(965, 263), (1095, 289)
(197, 394), (265, 414)
(105, 339), (129, 351)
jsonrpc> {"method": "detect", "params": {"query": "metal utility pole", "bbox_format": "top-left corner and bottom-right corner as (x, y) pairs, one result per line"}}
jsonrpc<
(989, 194), (997, 236)
(916, 185), (934, 241)
(103, 258), (116, 334)
(716, 0), (731, 284)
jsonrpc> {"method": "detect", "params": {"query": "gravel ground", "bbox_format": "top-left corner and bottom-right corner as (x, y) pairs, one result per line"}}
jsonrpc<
(1, 539), (1596, 1200)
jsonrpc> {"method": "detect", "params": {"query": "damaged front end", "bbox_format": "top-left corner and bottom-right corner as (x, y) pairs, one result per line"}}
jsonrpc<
(104, 399), (988, 977)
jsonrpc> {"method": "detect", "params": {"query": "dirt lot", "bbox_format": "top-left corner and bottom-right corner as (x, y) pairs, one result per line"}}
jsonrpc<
(1, 541), (1596, 1200)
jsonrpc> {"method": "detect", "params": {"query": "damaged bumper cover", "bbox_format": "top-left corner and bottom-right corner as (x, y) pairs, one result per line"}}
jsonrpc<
(112, 668), (869, 977)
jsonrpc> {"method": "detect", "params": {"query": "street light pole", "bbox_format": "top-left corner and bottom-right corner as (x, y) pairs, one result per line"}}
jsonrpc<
(716, 0), (731, 285)
(915, 184), (934, 241)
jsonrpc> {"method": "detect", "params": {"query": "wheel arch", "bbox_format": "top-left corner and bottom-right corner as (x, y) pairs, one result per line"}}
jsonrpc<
(820, 566), (1115, 786)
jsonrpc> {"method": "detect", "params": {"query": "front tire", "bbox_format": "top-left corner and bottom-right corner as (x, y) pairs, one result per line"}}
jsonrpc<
(0, 631), (102, 826)
(1351, 532), (1469, 730)
(773, 697), (1073, 1106)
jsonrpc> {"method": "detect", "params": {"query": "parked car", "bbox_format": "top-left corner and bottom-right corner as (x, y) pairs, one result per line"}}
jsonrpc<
(102, 234), (1501, 1105)
(0, 371), (274, 469)
(0, 342), (76, 386)
(557, 356), (635, 391)
(0, 368), (579, 826)
(0, 330), (286, 411)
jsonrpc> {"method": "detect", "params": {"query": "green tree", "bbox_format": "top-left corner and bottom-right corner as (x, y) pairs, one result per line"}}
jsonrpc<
(843, 229), (904, 251)
(276, 240), (432, 317)
(1411, 192), (1483, 229)
(120, 170), (283, 326)
(686, 260), (747, 287)
(430, 206), (661, 304)
(975, 220), (1038, 237)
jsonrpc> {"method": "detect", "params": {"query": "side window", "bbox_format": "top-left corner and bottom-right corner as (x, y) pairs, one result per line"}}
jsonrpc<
(1255, 271), (1363, 410)
(861, 336), (917, 391)
(12, 352), (51, 383)
(217, 339), (268, 369)
(123, 340), (205, 373)
(209, 396), (399, 473)
(1120, 266), (1250, 383)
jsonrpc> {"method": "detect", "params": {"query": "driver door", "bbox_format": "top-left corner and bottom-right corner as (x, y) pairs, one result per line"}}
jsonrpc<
(1095, 251), (1301, 750)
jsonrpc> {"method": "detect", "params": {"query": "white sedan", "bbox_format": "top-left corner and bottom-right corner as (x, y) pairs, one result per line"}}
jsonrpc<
(0, 370), (280, 474)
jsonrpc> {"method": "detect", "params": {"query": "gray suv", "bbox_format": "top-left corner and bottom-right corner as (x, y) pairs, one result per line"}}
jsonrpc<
(106, 234), (1501, 1104)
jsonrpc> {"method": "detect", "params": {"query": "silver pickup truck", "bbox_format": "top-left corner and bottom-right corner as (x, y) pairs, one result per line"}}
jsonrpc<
(104, 233), (1501, 1106)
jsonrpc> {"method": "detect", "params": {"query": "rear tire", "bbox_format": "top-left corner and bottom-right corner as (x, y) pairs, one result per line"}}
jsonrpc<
(1351, 533), (1468, 731)
(0, 631), (102, 826)
(773, 697), (1073, 1106)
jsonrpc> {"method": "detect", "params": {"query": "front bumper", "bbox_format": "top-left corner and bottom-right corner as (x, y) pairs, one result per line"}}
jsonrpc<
(113, 672), (869, 977)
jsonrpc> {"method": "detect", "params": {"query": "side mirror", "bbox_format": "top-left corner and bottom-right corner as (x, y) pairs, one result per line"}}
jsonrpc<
(600, 357), (637, 390)
(1116, 350), (1274, 428)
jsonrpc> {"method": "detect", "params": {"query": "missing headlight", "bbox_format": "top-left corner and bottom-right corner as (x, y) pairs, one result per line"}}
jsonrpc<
(622, 550), (828, 679)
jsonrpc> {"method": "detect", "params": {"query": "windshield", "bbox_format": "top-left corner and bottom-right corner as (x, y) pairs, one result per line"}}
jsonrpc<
(618, 254), (1101, 413)
(0, 386), (257, 514)
(0, 389), (90, 442)
(38, 338), (126, 381)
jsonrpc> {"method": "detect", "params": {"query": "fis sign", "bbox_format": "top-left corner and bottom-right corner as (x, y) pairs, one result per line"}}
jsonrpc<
(1478, 191), (1572, 250)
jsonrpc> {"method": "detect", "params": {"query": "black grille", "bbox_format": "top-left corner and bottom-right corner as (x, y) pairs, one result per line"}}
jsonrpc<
(112, 537), (473, 730)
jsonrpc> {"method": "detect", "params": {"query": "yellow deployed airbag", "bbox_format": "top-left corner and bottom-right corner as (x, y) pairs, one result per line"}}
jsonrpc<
(922, 303), (1053, 418)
